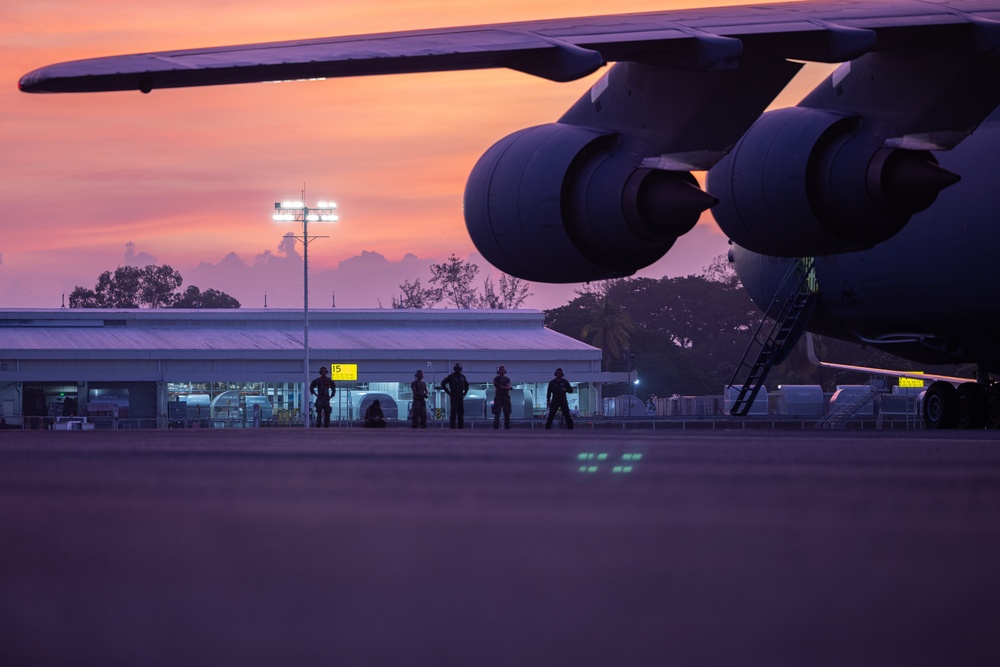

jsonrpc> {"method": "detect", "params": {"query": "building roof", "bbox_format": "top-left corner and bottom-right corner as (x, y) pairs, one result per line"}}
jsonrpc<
(0, 309), (626, 384)
(0, 308), (597, 357)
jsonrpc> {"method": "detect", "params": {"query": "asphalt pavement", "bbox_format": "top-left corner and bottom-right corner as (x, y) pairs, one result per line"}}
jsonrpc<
(2, 427), (999, 666)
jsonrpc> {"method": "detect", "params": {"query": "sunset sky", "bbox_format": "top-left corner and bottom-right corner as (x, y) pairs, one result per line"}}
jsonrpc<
(2, 0), (824, 310)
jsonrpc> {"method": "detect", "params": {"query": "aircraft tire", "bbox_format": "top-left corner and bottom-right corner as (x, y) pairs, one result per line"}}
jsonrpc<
(956, 383), (987, 429)
(986, 385), (1000, 429)
(923, 381), (958, 429)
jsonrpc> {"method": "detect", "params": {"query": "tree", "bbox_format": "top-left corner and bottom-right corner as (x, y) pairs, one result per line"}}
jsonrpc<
(391, 278), (441, 309)
(581, 296), (636, 371)
(477, 274), (533, 309)
(172, 286), (204, 308)
(393, 254), (533, 309)
(545, 291), (600, 336)
(69, 264), (238, 309)
(67, 286), (103, 308)
(429, 254), (480, 308)
(140, 265), (183, 308)
(701, 253), (740, 286)
(546, 270), (757, 396)
(173, 285), (241, 308)
(69, 266), (167, 308)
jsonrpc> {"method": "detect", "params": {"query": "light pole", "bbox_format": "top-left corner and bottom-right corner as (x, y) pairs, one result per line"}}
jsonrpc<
(273, 199), (338, 428)
(626, 345), (636, 416)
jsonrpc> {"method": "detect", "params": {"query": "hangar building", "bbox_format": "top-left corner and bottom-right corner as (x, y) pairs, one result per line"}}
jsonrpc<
(0, 308), (616, 428)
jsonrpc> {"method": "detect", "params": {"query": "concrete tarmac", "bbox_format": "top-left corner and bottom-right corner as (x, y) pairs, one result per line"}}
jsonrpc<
(2, 427), (999, 666)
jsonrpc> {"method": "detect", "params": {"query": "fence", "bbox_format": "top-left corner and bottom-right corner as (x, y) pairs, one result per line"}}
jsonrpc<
(3, 414), (925, 431)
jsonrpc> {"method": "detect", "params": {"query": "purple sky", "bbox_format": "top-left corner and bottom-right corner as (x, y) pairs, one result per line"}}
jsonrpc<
(2, 0), (826, 310)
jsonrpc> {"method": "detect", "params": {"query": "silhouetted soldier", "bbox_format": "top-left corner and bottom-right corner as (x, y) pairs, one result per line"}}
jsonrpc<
(492, 365), (512, 430)
(309, 366), (336, 428)
(411, 369), (429, 428)
(545, 367), (574, 430)
(440, 362), (470, 429)
(363, 399), (386, 428)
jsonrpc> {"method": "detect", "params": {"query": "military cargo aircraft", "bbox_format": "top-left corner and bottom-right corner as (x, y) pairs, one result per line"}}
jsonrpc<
(20, 0), (1000, 428)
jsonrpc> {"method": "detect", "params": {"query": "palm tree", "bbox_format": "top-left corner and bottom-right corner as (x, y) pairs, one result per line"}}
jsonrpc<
(581, 297), (635, 371)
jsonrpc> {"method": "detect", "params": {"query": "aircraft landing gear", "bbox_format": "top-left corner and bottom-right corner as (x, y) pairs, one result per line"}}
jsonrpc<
(923, 381), (958, 429)
(956, 382), (988, 429)
(987, 385), (1000, 429)
(924, 380), (995, 429)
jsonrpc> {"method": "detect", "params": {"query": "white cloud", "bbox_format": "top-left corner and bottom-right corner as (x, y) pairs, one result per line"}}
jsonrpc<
(0, 225), (725, 311)
(124, 241), (158, 266)
(307, 233), (724, 311)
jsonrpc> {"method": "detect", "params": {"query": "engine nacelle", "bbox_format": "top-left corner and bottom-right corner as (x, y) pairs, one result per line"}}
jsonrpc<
(708, 107), (959, 257)
(464, 123), (716, 283)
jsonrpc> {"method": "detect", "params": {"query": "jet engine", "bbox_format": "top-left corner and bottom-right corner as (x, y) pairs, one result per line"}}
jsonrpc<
(464, 123), (717, 283)
(707, 107), (959, 257)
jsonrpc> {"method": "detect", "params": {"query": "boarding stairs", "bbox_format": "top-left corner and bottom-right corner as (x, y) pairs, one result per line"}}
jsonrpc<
(815, 378), (886, 429)
(728, 258), (818, 417)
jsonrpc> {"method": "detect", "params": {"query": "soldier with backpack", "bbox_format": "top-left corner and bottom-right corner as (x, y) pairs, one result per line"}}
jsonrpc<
(492, 365), (512, 430)
(410, 369), (429, 428)
(309, 367), (336, 428)
(440, 363), (470, 429)
(545, 367), (574, 430)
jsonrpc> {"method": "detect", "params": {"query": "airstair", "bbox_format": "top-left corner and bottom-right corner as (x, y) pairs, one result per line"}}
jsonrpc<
(815, 378), (886, 429)
(728, 257), (818, 417)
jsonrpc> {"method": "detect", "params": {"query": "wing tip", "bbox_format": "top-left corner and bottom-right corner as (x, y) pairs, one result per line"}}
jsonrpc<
(18, 72), (42, 93)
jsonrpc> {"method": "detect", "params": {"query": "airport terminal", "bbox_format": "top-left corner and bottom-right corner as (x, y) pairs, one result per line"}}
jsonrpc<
(0, 308), (625, 429)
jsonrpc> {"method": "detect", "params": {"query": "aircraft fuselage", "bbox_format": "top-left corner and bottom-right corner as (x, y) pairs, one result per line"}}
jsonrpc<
(730, 110), (1000, 372)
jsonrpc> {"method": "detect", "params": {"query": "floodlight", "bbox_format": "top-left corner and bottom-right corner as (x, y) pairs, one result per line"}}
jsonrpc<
(271, 196), (339, 428)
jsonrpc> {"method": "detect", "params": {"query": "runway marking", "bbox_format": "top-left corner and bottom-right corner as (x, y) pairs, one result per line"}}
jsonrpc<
(577, 452), (642, 474)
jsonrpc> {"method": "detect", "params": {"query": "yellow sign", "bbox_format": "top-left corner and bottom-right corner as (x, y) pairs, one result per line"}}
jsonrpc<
(899, 375), (925, 388)
(329, 363), (358, 381)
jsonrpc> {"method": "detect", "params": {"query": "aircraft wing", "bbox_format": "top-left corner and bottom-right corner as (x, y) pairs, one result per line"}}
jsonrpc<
(19, 0), (1000, 94)
(805, 335), (972, 385)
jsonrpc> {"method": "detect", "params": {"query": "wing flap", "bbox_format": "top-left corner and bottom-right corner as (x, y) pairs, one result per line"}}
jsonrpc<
(20, 29), (586, 93)
(19, 1), (1000, 94)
